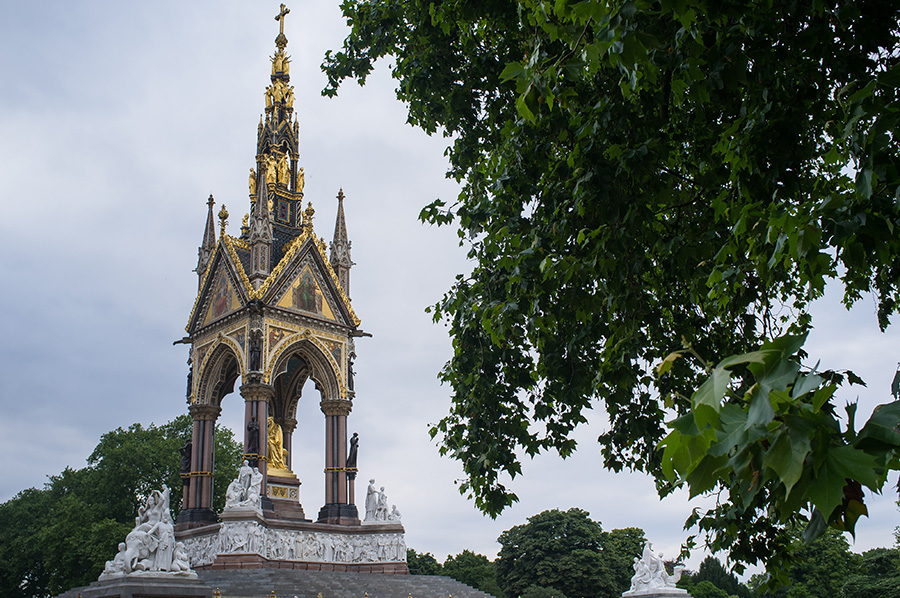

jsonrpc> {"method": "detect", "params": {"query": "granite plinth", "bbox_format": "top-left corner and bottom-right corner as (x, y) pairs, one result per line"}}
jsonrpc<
(74, 575), (212, 598)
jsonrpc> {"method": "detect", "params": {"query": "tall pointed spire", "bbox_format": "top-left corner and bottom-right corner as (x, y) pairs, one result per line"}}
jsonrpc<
(330, 189), (354, 295)
(249, 171), (273, 288)
(195, 194), (216, 286)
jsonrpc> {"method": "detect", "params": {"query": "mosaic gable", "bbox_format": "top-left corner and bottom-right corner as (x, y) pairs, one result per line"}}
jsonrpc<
(201, 268), (242, 326)
(275, 264), (338, 321)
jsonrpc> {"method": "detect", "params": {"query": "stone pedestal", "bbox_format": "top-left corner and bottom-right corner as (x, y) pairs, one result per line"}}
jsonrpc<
(317, 502), (360, 525)
(623, 592), (691, 598)
(267, 472), (308, 521)
(76, 575), (212, 598)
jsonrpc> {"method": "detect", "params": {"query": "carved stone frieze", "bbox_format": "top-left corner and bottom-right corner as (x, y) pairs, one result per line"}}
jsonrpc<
(181, 522), (405, 567)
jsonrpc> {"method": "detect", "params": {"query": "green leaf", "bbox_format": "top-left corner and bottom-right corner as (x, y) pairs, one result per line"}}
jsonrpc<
(746, 391), (776, 428)
(855, 401), (900, 450)
(692, 368), (731, 414)
(717, 350), (772, 369)
(762, 430), (809, 495)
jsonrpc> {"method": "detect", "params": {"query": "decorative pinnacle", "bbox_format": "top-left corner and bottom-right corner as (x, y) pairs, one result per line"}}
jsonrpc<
(303, 201), (315, 231)
(274, 4), (290, 49)
(218, 204), (229, 236)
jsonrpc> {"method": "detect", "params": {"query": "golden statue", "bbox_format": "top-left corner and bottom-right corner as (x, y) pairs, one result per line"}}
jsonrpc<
(249, 168), (257, 196)
(267, 416), (289, 471)
(296, 167), (305, 193)
(277, 153), (290, 185)
(284, 87), (294, 109)
(272, 52), (284, 74)
(265, 155), (277, 184)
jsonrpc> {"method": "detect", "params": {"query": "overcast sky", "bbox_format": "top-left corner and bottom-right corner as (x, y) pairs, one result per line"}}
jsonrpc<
(1, 1), (898, 573)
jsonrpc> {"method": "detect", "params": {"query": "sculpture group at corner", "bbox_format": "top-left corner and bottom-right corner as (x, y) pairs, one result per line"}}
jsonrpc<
(100, 488), (194, 578)
(224, 460), (264, 512)
(624, 543), (687, 596)
(363, 478), (401, 523)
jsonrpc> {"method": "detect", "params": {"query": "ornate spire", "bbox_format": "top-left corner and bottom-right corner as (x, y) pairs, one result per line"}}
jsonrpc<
(330, 189), (354, 295)
(249, 179), (273, 288)
(195, 194), (217, 286)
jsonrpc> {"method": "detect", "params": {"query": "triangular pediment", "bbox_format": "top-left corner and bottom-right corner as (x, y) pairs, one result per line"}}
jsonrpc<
(201, 268), (242, 326)
(186, 239), (251, 333)
(275, 263), (339, 321)
(259, 234), (358, 327)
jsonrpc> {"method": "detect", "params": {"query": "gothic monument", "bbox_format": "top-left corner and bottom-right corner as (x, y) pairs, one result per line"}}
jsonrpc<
(172, 5), (406, 574)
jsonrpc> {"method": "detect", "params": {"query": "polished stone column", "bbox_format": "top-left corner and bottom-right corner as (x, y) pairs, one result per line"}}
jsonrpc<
(176, 403), (220, 528)
(240, 381), (275, 509)
(317, 398), (359, 524)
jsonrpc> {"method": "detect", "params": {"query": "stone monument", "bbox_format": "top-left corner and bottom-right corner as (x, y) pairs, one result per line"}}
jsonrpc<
(172, 4), (407, 575)
(622, 542), (690, 597)
(73, 489), (211, 598)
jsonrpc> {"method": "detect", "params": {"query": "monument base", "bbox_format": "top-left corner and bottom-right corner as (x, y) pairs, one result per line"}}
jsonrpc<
(74, 574), (212, 598)
(623, 588), (690, 597)
(175, 507), (218, 530)
(176, 516), (406, 573)
(317, 502), (360, 525)
(266, 473), (308, 521)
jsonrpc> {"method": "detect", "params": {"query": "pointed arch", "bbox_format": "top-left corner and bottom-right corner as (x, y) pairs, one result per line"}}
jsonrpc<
(267, 332), (343, 403)
(195, 338), (244, 407)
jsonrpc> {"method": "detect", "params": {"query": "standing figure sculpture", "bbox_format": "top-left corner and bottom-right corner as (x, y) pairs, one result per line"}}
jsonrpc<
(179, 441), (192, 476)
(267, 416), (289, 471)
(365, 479), (378, 521)
(346, 432), (359, 481)
(247, 416), (260, 466)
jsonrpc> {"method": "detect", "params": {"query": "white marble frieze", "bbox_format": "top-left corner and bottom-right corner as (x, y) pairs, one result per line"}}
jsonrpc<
(180, 521), (406, 567)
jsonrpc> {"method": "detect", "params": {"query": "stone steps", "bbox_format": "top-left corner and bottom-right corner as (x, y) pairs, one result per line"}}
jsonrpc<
(197, 569), (495, 598)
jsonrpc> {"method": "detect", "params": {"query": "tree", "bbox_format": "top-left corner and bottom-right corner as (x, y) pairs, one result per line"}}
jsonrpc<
(520, 586), (569, 598)
(840, 547), (900, 598)
(0, 416), (242, 597)
(407, 548), (443, 575)
(323, 0), (900, 575)
(756, 530), (862, 598)
(681, 557), (751, 598)
(442, 549), (505, 597)
(495, 508), (644, 598)
(88, 414), (242, 517)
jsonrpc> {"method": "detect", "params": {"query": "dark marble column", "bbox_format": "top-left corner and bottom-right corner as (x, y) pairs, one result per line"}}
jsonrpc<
(317, 398), (359, 524)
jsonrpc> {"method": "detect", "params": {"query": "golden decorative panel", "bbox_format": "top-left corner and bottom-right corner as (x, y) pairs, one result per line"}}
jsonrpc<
(275, 264), (337, 321)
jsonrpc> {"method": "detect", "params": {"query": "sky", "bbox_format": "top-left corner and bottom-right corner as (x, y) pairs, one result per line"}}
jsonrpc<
(1, 1), (898, 574)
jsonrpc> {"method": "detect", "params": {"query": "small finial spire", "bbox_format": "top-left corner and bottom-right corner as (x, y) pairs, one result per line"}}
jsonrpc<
(331, 189), (353, 295)
(218, 204), (229, 236)
(195, 194), (217, 285)
(303, 201), (315, 232)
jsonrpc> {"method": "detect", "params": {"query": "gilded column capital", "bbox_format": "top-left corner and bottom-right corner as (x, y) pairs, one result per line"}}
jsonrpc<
(320, 398), (352, 417)
(189, 403), (221, 420)
(240, 381), (275, 402)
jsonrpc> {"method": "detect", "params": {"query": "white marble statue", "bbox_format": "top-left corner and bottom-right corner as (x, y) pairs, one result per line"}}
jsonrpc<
(223, 461), (262, 512)
(365, 479), (378, 521)
(363, 479), (402, 523)
(623, 543), (688, 596)
(99, 488), (197, 580)
(376, 486), (389, 521)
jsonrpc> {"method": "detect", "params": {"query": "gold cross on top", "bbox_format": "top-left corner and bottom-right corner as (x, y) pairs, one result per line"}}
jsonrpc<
(275, 4), (290, 35)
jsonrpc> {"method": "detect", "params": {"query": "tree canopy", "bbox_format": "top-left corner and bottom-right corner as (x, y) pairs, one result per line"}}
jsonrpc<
(495, 508), (644, 598)
(323, 0), (900, 574)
